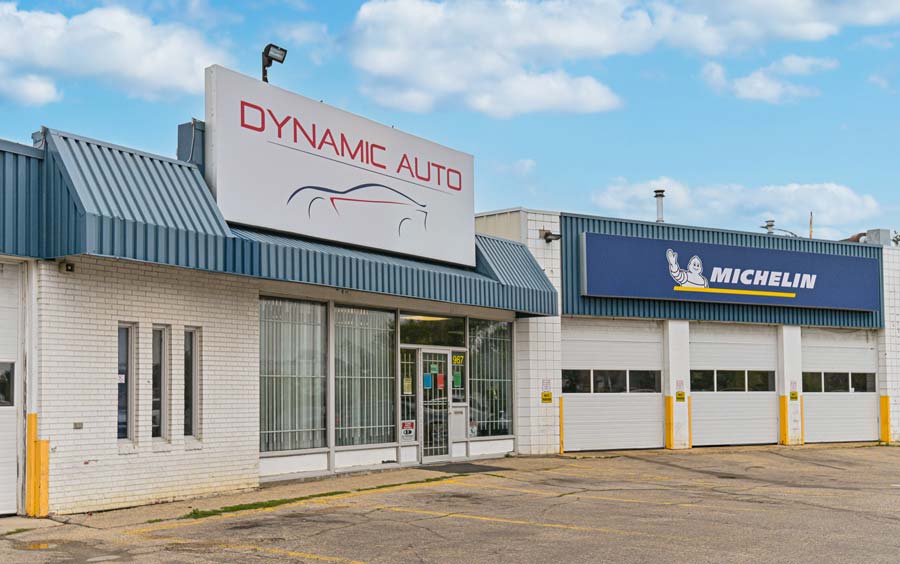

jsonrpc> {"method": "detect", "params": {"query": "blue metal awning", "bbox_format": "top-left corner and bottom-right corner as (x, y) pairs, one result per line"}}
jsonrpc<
(0, 129), (557, 316)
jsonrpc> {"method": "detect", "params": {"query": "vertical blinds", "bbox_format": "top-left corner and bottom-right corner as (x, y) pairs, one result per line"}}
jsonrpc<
(469, 320), (513, 437)
(335, 307), (397, 447)
(260, 298), (328, 452)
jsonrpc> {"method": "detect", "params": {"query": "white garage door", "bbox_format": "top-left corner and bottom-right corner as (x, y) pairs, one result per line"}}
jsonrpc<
(561, 319), (664, 451)
(690, 323), (779, 446)
(0, 263), (21, 515)
(802, 328), (879, 443)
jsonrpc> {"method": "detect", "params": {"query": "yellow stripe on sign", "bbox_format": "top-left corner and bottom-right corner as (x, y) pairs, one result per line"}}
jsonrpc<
(673, 286), (796, 298)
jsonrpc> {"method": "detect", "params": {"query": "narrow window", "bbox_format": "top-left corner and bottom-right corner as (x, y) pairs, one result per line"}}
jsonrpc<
(184, 329), (199, 437)
(117, 325), (133, 440)
(152, 327), (168, 439)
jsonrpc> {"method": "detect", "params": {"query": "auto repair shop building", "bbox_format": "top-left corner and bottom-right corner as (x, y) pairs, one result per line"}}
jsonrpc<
(477, 208), (900, 453)
(0, 66), (557, 516)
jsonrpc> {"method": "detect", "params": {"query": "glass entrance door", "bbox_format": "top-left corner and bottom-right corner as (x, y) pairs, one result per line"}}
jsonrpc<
(421, 351), (450, 460)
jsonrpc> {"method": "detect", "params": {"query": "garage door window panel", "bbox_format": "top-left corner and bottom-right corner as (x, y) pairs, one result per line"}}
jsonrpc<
(824, 372), (850, 393)
(0, 363), (12, 406)
(629, 370), (661, 393)
(562, 370), (591, 393)
(691, 370), (714, 392)
(716, 370), (746, 392)
(851, 373), (876, 393)
(594, 370), (626, 393)
(747, 371), (775, 392)
(803, 372), (823, 393)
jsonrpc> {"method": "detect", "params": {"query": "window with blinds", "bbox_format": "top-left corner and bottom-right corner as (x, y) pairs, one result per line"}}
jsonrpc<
(260, 298), (328, 452)
(335, 307), (397, 446)
(469, 319), (513, 437)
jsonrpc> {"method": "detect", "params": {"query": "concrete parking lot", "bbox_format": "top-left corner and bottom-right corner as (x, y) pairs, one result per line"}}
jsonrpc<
(4, 444), (900, 563)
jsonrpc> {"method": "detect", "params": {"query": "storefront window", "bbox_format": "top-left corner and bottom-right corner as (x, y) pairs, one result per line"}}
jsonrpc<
(469, 319), (513, 437)
(335, 307), (396, 446)
(562, 370), (591, 393)
(260, 298), (328, 452)
(400, 314), (465, 347)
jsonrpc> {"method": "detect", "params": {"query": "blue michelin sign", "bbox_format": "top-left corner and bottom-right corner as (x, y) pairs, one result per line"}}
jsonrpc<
(581, 233), (881, 312)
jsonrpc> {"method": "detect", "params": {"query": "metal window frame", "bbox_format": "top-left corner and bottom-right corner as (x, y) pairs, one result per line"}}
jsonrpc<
(183, 327), (201, 438)
(259, 296), (330, 454)
(117, 322), (136, 443)
(151, 325), (170, 441)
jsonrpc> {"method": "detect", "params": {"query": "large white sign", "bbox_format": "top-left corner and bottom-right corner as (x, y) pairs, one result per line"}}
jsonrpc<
(204, 65), (476, 266)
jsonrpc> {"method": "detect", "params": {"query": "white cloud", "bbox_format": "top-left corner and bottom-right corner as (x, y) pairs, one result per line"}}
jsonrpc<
(497, 158), (537, 177)
(591, 176), (882, 239)
(868, 73), (891, 90)
(769, 55), (839, 76)
(350, 0), (900, 116)
(466, 71), (621, 118)
(0, 2), (230, 106)
(0, 64), (62, 106)
(703, 55), (837, 103)
(279, 21), (334, 64)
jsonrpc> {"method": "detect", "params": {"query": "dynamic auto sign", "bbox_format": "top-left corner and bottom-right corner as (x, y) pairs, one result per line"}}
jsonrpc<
(204, 65), (475, 266)
(581, 233), (881, 311)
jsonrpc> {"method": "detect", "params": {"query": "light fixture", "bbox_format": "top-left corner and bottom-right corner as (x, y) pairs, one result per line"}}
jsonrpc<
(539, 229), (562, 243)
(262, 43), (288, 83)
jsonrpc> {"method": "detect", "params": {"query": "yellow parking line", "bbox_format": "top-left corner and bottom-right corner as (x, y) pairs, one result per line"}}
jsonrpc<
(129, 479), (454, 537)
(373, 506), (670, 539)
(217, 543), (365, 563)
(447, 479), (695, 507)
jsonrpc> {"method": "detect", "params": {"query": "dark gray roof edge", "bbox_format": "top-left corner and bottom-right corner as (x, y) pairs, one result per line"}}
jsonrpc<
(561, 211), (881, 249)
(0, 138), (43, 159)
(44, 128), (198, 170)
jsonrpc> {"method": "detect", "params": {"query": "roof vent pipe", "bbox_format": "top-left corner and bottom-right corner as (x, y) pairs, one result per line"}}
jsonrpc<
(654, 189), (665, 223)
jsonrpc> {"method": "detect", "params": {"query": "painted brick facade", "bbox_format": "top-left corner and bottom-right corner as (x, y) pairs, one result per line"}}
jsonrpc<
(36, 257), (260, 514)
(514, 212), (562, 455)
(879, 246), (900, 441)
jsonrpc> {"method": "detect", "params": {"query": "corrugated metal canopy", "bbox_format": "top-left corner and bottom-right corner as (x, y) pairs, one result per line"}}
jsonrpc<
(0, 129), (556, 316)
(231, 226), (557, 316)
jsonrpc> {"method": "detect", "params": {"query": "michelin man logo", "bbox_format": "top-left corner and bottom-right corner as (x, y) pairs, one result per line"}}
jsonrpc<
(666, 249), (708, 288)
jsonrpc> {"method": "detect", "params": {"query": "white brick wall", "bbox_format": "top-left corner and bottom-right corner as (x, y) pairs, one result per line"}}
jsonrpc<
(36, 257), (260, 514)
(515, 212), (562, 455)
(880, 246), (900, 441)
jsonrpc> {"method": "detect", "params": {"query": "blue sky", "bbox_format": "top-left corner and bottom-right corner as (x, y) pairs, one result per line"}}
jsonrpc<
(1, 1), (899, 239)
